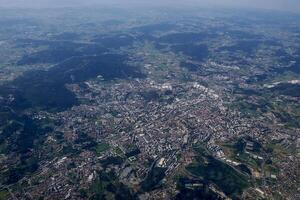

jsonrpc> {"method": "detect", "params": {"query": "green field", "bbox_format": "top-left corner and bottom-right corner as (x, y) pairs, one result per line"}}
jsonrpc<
(95, 142), (110, 155)
(0, 190), (9, 200)
(186, 146), (250, 197)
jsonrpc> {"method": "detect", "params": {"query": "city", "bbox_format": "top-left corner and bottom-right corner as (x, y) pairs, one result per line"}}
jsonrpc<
(0, 3), (299, 200)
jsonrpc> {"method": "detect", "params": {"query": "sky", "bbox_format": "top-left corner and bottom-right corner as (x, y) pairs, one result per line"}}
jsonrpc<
(0, 0), (300, 12)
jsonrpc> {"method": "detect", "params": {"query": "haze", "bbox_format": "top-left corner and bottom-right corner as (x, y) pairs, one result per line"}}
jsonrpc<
(0, 0), (300, 12)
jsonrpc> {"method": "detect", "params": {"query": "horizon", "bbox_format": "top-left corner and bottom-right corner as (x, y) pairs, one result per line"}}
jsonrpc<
(0, 0), (300, 13)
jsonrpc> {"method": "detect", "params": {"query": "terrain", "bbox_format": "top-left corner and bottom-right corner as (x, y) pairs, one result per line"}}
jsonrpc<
(0, 7), (299, 200)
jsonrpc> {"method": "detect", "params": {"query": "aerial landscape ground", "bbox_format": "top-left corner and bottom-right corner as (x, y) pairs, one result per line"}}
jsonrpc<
(0, 3), (299, 200)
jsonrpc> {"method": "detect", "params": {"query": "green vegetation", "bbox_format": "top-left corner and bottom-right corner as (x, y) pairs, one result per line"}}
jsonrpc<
(237, 153), (262, 170)
(115, 147), (124, 156)
(176, 152), (182, 160)
(2, 156), (39, 185)
(61, 145), (81, 156)
(222, 138), (264, 170)
(264, 165), (279, 176)
(100, 156), (124, 168)
(88, 171), (135, 200)
(234, 138), (262, 154)
(232, 86), (300, 128)
(0, 142), (7, 154)
(231, 100), (261, 116)
(95, 142), (110, 155)
(186, 146), (250, 197)
(0, 190), (9, 200)
(125, 148), (141, 158)
(68, 172), (79, 184)
(272, 100), (300, 128)
(141, 167), (166, 192)
(89, 172), (114, 199)
(266, 142), (293, 157)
